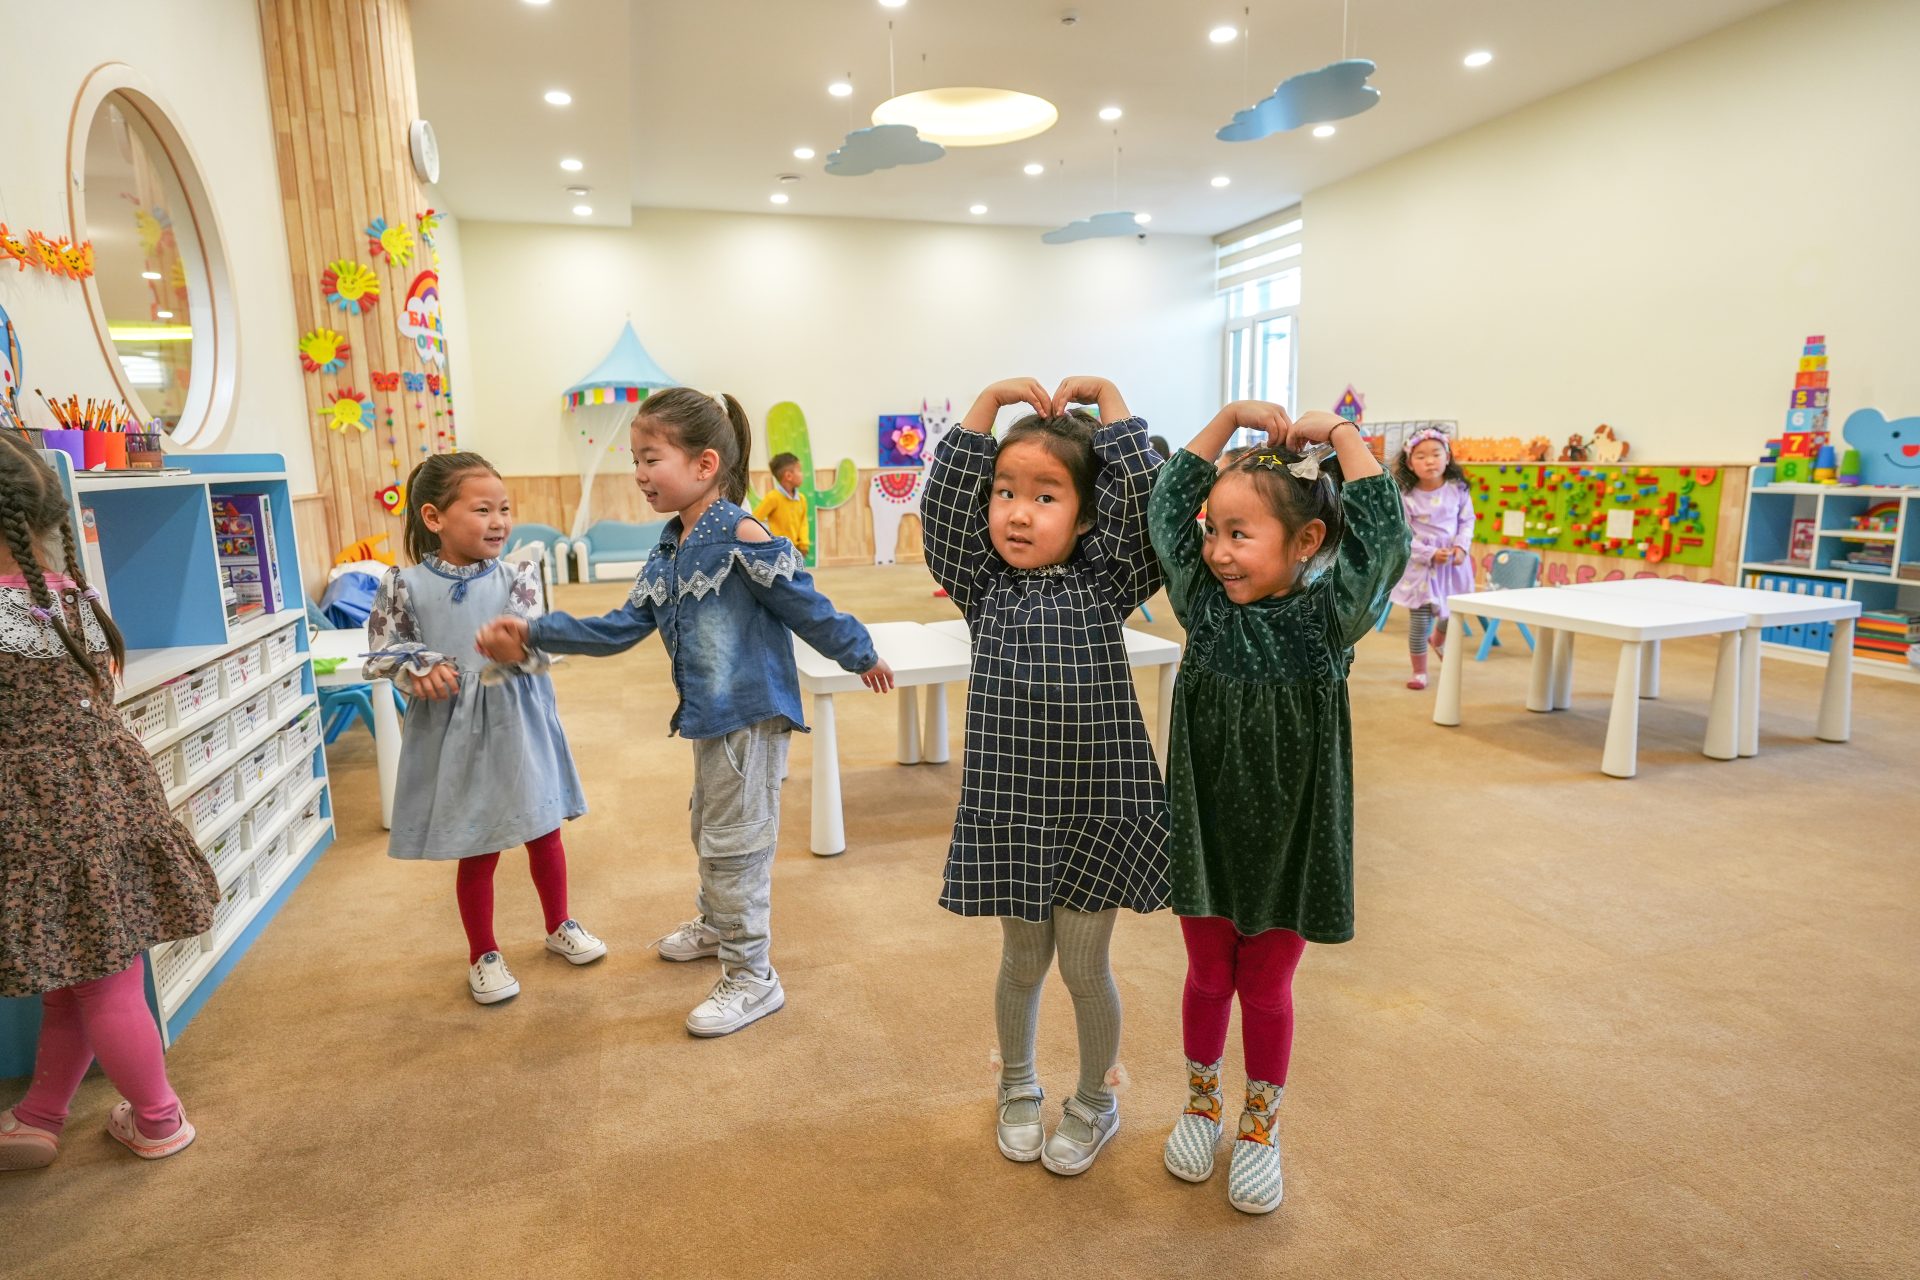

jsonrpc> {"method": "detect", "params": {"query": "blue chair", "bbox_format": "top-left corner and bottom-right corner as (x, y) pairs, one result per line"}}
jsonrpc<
(309, 600), (406, 745)
(505, 523), (568, 583)
(1474, 549), (1541, 661)
(573, 519), (670, 582)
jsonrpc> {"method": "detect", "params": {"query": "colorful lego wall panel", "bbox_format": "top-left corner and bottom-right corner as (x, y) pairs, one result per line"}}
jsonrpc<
(1462, 463), (1727, 568)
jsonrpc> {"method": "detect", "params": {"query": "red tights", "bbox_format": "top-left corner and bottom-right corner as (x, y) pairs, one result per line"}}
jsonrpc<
(454, 829), (569, 964)
(1179, 917), (1309, 1085)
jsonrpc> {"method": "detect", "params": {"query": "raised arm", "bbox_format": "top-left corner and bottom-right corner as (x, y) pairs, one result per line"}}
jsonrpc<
(921, 377), (1050, 613)
(1052, 376), (1162, 613)
(1148, 449), (1217, 627)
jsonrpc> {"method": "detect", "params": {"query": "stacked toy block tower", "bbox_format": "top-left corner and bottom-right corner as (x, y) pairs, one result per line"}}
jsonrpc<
(1774, 336), (1830, 483)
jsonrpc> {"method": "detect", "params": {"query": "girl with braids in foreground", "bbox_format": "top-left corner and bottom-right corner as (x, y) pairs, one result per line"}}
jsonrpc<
(0, 430), (217, 1170)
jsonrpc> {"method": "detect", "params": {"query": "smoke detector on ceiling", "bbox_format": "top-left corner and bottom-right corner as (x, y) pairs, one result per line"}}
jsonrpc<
(776, 173), (802, 183)
(1059, 9), (1079, 26)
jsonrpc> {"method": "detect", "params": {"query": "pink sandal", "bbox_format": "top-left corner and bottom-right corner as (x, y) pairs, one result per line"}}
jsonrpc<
(0, 1108), (59, 1171)
(106, 1100), (196, 1161)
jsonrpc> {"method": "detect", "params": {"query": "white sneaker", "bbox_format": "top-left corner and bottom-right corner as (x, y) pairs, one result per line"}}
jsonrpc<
(545, 919), (608, 965)
(652, 917), (722, 963)
(685, 968), (785, 1037)
(469, 951), (520, 1005)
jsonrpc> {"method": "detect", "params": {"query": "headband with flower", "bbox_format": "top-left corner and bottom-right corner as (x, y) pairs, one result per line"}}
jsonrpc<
(1403, 427), (1452, 457)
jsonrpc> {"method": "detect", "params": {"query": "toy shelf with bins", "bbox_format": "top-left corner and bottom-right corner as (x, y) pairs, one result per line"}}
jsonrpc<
(1739, 477), (1920, 685)
(0, 453), (337, 1079)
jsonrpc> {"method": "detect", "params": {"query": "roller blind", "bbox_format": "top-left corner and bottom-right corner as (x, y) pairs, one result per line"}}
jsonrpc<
(1214, 204), (1302, 294)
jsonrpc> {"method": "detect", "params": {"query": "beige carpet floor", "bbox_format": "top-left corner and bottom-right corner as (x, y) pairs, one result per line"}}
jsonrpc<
(6, 566), (1918, 1278)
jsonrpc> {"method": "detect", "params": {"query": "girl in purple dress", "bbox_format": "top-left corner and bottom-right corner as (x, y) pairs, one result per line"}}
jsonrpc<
(1388, 429), (1476, 689)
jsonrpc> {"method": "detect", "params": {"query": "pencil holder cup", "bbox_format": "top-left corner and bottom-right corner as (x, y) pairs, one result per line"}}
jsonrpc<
(42, 429), (84, 472)
(127, 431), (164, 469)
(101, 434), (129, 469)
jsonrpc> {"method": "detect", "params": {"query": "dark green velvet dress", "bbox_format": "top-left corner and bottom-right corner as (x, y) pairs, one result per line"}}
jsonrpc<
(1148, 452), (1410, 942)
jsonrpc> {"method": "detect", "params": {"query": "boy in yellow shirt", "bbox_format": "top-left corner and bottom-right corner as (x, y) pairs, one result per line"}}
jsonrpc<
(755, 452), (811, 560)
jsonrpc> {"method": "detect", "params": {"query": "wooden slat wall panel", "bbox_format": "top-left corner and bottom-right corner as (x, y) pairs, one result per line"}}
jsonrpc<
(258, 0), (441, 551)
(291, 493), (337, 600)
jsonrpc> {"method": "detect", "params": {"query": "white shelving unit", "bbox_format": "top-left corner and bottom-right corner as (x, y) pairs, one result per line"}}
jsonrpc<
(0, 453), (337, 1077)
(1740, 478), (1920, 685)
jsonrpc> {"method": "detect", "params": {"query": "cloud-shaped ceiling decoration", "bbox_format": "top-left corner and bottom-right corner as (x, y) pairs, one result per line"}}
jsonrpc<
(1216, 58), (1380, 141)
(1041, 211), (1143, 245)
(825, 123), (946, 176)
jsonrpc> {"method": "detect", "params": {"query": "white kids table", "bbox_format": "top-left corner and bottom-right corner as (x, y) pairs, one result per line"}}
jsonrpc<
(308, 626), (401, 830)
(1564, 578), (1860, 754)
(1432, 587), (1748, 778)
(790, 621), (973, 856)
(923, 617), (1184, 764)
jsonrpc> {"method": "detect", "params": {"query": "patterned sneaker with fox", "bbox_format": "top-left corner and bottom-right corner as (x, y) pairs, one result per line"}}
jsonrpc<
(1228, 1080), (1284, 1214)
(1163, 1057), (1225, 1182)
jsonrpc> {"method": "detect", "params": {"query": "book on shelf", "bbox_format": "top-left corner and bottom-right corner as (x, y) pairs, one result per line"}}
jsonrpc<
(209, 493), (284, 616)
(78, 506), (111, 617)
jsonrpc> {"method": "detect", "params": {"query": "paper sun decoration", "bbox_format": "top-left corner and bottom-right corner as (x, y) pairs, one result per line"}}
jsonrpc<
(377, 483), (406, 514)
(321, 388), (375, 433)
(298, 327), (352, 374)
(364, 217), (416, 268)
(321, 260), (380, 314)
(417, 208), (442, 248)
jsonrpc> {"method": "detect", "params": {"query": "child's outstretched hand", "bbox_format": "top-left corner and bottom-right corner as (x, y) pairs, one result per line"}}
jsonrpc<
(413, 662), (460, 701)
(961, 378), (1050, 432)
(861, 658), (896, 693)
(475, 616), (530, 664)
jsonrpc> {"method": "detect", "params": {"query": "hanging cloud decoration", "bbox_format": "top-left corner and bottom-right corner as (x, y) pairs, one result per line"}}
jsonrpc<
(1216, 58), (1380, 142)
(824, 123), (946, 176)
(1041, 211), (1144, 245)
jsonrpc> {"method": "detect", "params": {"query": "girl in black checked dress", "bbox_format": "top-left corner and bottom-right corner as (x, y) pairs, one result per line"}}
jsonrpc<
(921, 375), (1170, 1177)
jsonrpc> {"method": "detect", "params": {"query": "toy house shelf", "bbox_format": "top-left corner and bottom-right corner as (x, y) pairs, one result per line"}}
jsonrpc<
(1740, 473), (1920, 685)
(0, 453), (338, 1079)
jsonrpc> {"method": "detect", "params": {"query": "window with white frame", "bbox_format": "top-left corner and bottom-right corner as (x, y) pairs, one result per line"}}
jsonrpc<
(1217, 207), (1302, 448)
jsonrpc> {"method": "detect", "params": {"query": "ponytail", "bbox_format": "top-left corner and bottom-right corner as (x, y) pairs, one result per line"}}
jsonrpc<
(720, 393), (752, 505)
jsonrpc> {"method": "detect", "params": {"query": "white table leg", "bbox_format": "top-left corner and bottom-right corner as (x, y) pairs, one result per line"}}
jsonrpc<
(1550, 630), (1576, 710)
(1434, 640), (1465, 726)
(1817, 617), (1854, 743)
(1526, 626), (1556, 713)
(1704, 631), (1740, 761)
(1602, 642), (1643, 779)
(922, 682), (950, 763)
(1640, 639), (1661, 699)
(810, 692), (845, 856)
(1154, 662), (1178, 765)
(1738, 623), (1762, 758)
(369, 676), (401, 830)
(896, 684), (922, 765)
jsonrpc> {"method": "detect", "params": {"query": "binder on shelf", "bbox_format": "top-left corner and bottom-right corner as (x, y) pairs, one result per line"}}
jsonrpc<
(78, 506), (111, 617)
(210, 493), (284, 616)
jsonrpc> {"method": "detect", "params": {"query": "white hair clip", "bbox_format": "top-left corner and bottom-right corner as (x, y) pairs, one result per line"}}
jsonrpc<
(1287, 441), (1337, 482)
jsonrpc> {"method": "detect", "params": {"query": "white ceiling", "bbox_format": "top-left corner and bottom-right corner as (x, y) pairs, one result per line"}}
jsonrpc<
(415, 0), (1787, 237)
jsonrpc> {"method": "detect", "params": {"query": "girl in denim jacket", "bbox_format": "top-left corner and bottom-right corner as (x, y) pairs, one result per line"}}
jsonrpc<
(478, 389), (892, 1038)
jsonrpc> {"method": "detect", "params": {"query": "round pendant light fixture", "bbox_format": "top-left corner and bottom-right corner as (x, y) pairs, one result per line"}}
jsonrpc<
(871, 87), (1058, 147)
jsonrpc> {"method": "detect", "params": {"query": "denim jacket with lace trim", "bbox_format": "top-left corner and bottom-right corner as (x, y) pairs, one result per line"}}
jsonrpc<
(526, 499), (878, 739)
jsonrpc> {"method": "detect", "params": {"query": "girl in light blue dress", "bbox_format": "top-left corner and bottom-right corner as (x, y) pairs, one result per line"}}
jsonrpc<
(364, 453), (599, 1006)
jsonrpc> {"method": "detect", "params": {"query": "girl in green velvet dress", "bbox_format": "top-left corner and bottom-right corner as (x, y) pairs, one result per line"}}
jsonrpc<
(1148, 403), (1409, 1215)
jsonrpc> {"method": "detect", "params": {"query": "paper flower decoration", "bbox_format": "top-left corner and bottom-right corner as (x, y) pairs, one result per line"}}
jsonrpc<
(417, 208), (442, 248)
(364, 217), (416, 267)
(370, 370), (400, 392)
(377, 483), (405, 513)
(298, 327), (351, 374)
(321, 260), (380, 314)
(320, 389), (374, 433)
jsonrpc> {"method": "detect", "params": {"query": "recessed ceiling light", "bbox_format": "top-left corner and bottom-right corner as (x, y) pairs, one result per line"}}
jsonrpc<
(1313, 124), (1336, 138)
(872, 88), (1059, 146)
(572, 204), (593, 216)
(1209, 25), (1238, 43)
(155, 309), (174, 319)
(879, 0), (907, 7)
(544, 89), (572, 106)
(771, 193), (790, 205)
(1023, 162), (1045, 176)
(1132, 212), (1151, 225)
(1464, 50), (1493, 68)
(1098, 105), (1123, 122)
(523, 0), (551, 6)
(141, 270), (162, 280)
(828, 80), (854, 98)
(566, 186), (590, 196)
(1210, 175), (1230, 188)
(559, 157), (583, 172)
(969, 203), (988, 215)
(793, 146), (816, 160)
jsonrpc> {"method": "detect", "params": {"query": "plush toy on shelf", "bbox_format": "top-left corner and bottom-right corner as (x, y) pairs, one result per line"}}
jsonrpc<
(1588, 423), (1629, 464)
(1560, 433), (1588, 462)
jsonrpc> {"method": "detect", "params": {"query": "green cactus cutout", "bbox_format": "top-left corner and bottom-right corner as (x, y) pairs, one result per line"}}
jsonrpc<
(765, 400), (857, 566)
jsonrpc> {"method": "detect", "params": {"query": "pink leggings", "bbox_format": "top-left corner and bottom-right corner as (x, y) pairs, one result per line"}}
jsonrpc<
(13, 958), (181, 1140)
(1180, 917), (1309, 1085)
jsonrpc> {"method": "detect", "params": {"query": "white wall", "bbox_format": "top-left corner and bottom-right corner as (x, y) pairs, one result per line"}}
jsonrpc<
(454, 207), (1220, 475)
(0, 0), (314, 488)
(1300, 0), (1920, 463)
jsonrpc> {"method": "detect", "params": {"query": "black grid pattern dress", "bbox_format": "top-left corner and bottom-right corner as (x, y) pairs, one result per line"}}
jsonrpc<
(921, 419), (1172, 921)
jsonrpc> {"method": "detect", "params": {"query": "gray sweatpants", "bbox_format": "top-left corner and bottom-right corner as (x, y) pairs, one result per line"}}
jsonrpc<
(689, 720), (791, 980)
